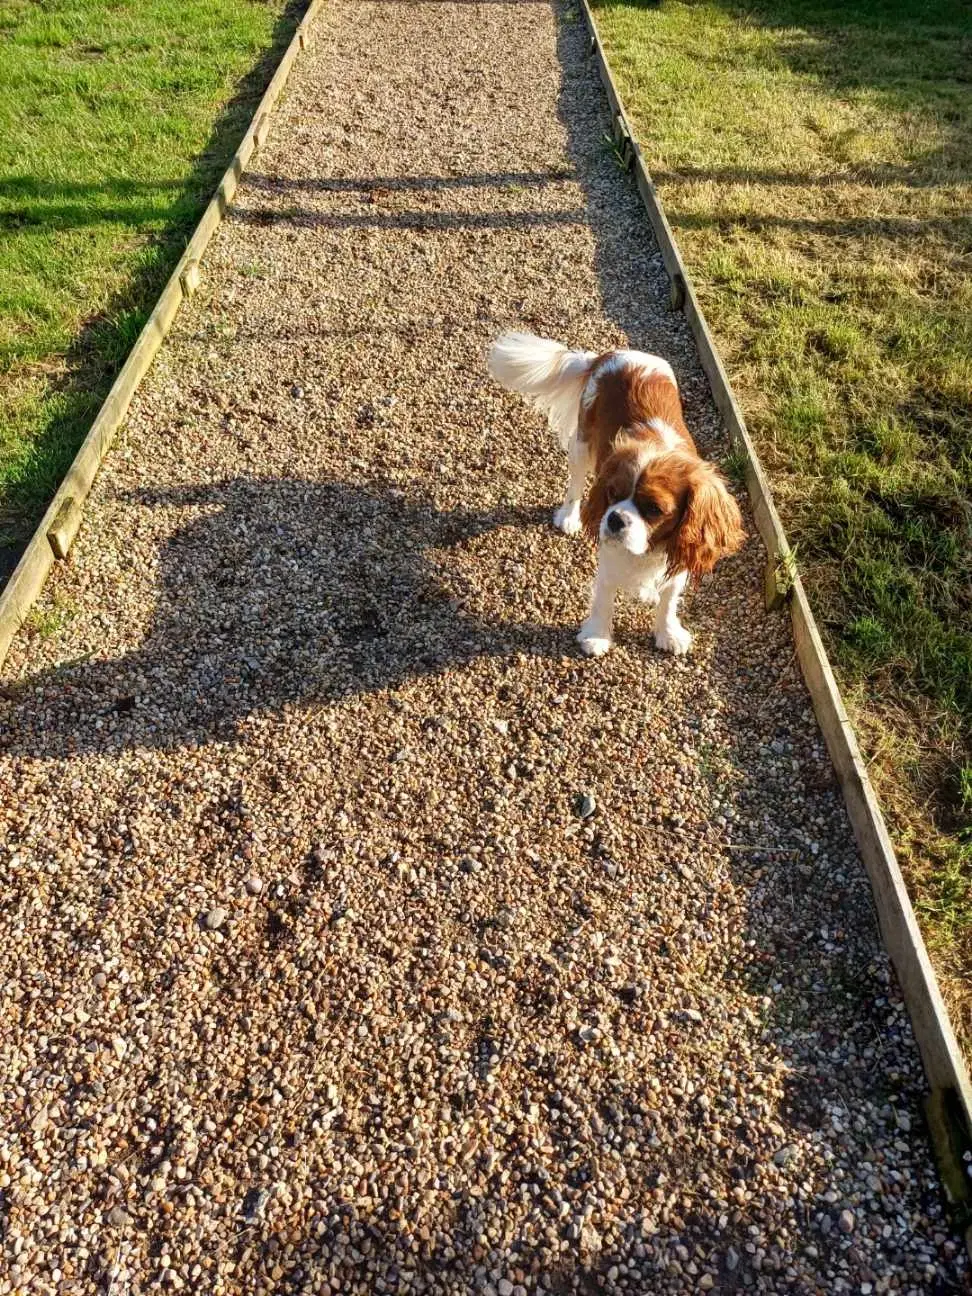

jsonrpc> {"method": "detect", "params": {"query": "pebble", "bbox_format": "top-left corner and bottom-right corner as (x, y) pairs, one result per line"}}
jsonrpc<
(839, 1209), (857, 1234)
(575, 792), (596, 819)
(245, 875), (264, 895)
(242, 1188), (270, 1222)
(204, 907), (227, 930)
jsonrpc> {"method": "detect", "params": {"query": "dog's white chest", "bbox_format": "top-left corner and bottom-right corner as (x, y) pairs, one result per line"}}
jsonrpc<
(603, 546), (668, 599)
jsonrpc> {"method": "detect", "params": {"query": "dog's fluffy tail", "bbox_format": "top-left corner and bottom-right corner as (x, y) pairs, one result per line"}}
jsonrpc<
(488, 332), (595, 449)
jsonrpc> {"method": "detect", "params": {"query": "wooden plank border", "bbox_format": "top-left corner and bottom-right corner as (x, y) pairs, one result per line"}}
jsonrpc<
(0, 0), (325, 668)
(575, 0), (972, 1208)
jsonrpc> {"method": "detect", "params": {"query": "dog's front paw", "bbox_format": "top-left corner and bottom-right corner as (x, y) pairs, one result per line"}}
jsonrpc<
(577, 626), (613, 657)
(554, 502), (582, 536)
(636, 583), (660, 607)
(654, 622), (693, 656)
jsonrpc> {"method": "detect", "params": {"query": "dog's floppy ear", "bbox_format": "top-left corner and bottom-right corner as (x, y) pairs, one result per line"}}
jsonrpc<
(581, 466), (612, 543)
(667, 464), (745, 580)
(581, 447), (639, 543)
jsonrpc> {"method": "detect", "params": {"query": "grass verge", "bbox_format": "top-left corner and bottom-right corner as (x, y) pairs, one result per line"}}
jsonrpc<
(0, 0), (304, 579)
(589, 0), (972, 1048)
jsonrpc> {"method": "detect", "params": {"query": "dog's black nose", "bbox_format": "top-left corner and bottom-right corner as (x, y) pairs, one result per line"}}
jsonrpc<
(606, 509), (626, 534)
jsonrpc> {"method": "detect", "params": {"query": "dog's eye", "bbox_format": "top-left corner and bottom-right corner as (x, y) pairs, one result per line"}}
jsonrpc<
(637, 497), (662, 521)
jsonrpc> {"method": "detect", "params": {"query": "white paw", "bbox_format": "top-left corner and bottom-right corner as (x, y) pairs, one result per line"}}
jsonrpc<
(554, 502), (582, 536)
(577, 627), (612, 657)
(654, 622), (693, 656)
(636, 584), (660, 607)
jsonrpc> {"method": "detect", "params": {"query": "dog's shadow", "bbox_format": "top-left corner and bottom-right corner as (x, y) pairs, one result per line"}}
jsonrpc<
(1, 477), (585, 759)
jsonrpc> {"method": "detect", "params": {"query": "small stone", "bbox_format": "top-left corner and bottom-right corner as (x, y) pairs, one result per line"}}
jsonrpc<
(112, 1036), (127, 1061)
(242, 1188), (270, 1222)
(245, 875), (264, 895)
(93, 971), (108, 989)
(726, 1248), (740, 1272)
(579, 1222), (601, 1253)
(575, 792), (596, 819)
(699, 1277), (714, 1292)
(108, 1207), (132, 1229)
(497, 1281), (513, 1296)
(895, 1111), (911, 1133)
(838, 1209), (856, 1234)
(492, 719), (509, 735)
(204, 907), (227, 930)
(459, 856), (482, 874)
(773, 1145), (796, 1167)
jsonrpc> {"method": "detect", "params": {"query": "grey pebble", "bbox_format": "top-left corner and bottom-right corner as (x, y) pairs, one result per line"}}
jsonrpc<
(576, 792), (597, 819)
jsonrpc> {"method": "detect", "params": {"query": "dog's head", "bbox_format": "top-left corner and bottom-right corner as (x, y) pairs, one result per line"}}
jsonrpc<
(581, 444), (745, 578)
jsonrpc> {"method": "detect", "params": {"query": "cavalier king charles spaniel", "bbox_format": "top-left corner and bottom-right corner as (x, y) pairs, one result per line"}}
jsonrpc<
(488, 332), (744, 657)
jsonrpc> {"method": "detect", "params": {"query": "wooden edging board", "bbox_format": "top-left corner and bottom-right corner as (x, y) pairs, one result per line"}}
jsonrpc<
(0, 0), (325, 668)
(575, 0), (972, 1221)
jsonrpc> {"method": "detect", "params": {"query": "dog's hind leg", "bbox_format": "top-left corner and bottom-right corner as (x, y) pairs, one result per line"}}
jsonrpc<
(553, 435), (592, 536)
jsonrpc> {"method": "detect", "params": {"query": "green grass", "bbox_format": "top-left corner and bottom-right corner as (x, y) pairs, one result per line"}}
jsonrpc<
(589, 0), (972, 1045)
(0, 0), (303, 570)
(25, 589), (76, 640)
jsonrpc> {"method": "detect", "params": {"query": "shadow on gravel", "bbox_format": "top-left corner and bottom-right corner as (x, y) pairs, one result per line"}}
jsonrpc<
(246, 167), (576, 194)
(0, 477), (570, 759)
(233, 206), (588, 233)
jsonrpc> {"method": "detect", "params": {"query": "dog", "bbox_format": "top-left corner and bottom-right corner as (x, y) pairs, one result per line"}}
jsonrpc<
(488, 332), (744, 657)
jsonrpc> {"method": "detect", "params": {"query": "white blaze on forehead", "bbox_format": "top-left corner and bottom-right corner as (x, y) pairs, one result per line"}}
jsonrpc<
(581, 349), (678, 410)
(646, 417), (681, 451)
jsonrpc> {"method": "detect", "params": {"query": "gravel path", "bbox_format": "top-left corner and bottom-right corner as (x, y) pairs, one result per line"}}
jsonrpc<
(1, 2), (967, 1293)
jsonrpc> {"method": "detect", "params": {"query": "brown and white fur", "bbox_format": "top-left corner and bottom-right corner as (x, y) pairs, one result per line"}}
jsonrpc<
(488, 332), (744, 656)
